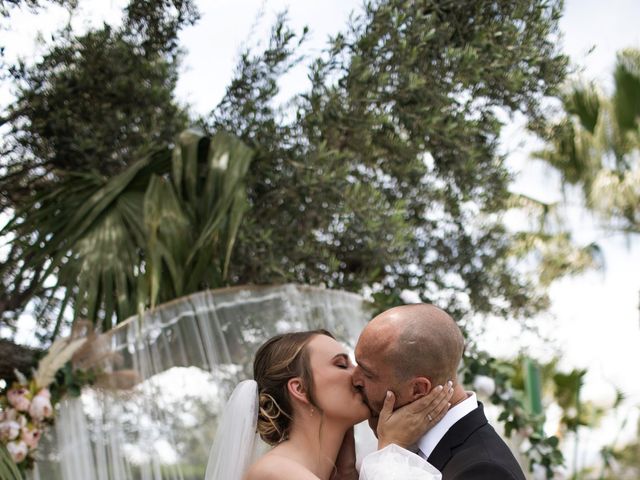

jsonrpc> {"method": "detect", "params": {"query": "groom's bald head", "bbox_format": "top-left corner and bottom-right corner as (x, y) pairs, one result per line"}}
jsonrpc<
(363, 304), (464, 385)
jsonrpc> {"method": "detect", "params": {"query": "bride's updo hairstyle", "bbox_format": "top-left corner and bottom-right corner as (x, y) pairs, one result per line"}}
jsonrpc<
(253, 329), (333, 445)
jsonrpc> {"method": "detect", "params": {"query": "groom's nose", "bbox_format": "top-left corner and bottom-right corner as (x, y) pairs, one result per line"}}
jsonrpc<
(352, 366), (364, 388)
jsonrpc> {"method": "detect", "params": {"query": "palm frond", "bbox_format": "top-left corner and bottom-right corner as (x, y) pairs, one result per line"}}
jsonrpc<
(564, 83), (601, 134)
(1, 130), (252, 335)
(533, 119), (600, 186)
(0, 443), (22, 480)
(613, 49), (640, 134)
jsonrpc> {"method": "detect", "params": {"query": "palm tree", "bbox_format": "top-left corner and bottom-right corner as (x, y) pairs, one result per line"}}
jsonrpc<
(0, 130), (252, 338)
(535, 48), (640, 234)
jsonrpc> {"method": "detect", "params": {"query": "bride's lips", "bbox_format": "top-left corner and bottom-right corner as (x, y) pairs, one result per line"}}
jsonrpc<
(355, 389), (374, 412)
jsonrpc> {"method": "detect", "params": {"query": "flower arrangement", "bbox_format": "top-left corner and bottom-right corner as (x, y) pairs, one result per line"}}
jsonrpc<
(1, 385), (52, 468)
(0, 337), (88, 474)
(0, 322), (140, 477)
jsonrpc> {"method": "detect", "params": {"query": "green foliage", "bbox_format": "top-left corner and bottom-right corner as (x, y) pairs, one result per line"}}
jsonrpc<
(464, 350), (565, 477)
(565, 83), (601, 134)
(601, 417), (640, 479)
(585, 404), (639, 480)
(212, 0), (569, 324)
(466, 351), (634, 478)
(0, 442), (22, 480)
(535, 48), (640, 234)
(506, 191), (603, 287)
(1, 24), (188, 208)
(49, 362), (96, 404)
(124, 0), (200, 56)
(0, 4), (578, 476)
(0, 0), (72, 17)
(613, 49), (640, 134)
(0, 131), (252, 335)
(1, 0), (575, 338)
(0, 0), (196, 331)
(553, 369), (588, 430)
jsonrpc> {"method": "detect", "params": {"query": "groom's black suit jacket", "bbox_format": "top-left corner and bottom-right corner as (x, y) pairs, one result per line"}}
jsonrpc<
(426, 403), (526, 480)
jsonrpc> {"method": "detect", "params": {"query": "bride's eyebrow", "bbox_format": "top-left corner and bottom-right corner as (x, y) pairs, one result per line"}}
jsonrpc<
(332, 353), (349, 362)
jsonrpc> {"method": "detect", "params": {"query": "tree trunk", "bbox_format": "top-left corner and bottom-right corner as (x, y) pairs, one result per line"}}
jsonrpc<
(0, 339), (41, 387)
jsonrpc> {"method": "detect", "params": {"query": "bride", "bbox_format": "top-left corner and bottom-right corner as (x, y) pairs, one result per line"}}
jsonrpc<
(205, 329), (453, 480)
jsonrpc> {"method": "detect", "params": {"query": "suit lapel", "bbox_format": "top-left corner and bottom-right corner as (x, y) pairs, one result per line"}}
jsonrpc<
(427, 402), (488, 471)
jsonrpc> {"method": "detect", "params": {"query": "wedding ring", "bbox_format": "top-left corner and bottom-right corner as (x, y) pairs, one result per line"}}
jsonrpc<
(428, 414), (433, 422)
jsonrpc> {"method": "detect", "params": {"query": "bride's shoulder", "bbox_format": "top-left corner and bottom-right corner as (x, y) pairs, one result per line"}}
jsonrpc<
(244, 452), (319, 480)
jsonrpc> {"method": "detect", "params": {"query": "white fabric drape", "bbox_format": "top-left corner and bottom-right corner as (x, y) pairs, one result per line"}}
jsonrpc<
(43, 285), (370, 478)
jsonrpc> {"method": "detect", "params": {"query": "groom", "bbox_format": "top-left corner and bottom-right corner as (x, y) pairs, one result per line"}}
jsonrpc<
(352, 303), (526, 479)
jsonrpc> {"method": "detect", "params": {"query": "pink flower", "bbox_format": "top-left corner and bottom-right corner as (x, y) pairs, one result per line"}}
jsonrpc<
(35, 388), (51, 399)
(29, 394), (53, 421)
(7, 388), (31, 412)
(6, 440), (28, 464)
(21, 426), (41, 450)
(0, 420), (20, 441)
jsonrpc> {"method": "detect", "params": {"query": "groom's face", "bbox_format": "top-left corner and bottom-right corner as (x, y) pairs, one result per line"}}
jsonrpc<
(352, 325), (413, 418)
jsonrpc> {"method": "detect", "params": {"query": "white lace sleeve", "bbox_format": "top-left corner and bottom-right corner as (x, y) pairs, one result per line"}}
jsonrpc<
(359, 444), (442, 480)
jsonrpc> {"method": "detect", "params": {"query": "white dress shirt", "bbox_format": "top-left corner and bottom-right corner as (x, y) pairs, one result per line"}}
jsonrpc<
(416, 391), (478, 459)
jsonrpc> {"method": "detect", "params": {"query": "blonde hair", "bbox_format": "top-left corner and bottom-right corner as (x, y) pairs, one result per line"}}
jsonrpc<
(253, 329), (333, 445)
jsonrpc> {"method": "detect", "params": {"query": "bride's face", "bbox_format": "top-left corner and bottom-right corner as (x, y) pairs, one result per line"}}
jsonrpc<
(306, 335), (371, 424)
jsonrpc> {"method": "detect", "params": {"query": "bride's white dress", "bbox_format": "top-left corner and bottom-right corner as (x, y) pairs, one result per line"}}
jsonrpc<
(359, 444), (441, 479)
(205, 380), (441, 480)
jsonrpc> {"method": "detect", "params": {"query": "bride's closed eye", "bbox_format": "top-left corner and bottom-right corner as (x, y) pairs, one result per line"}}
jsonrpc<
(333, 353), (352, 369)
(335, 359), (349, 369)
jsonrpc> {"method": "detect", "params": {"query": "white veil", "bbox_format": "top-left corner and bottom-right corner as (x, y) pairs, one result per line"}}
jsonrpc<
(204, 380), (263, 480)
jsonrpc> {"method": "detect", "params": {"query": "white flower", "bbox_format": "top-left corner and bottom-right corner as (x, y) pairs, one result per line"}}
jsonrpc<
(519, 438), (531, 453)
(552, 465), (567, 479)
(473, 375), (496, 397)
(6, 440), (28, 464)
(0, 420), (21, 441)
(499, 389), (513, 401)
(528, 448), (542, 463)
(29, 393), (53, 421)
(36, 388), (51, 399)
(531, 464), (547, 480)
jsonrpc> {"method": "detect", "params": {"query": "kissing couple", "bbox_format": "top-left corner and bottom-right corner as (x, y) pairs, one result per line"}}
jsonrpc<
(205, 304), (526, 479)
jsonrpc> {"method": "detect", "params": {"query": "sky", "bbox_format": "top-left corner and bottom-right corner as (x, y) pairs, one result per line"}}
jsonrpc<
(2, 0), (640, 470)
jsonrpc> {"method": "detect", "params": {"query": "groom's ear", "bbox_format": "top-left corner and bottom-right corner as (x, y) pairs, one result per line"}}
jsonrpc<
(287, 378), (310, 405)
(411, 377), (432, 399)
